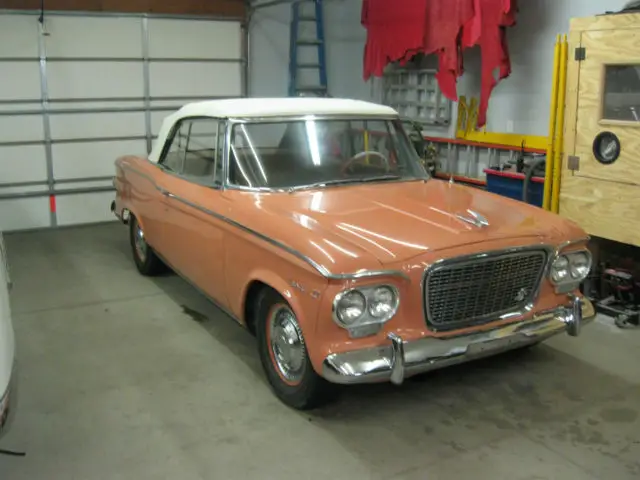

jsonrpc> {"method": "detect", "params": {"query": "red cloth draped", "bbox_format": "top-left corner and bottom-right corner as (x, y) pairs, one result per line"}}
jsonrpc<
(361, 0), (518, 128)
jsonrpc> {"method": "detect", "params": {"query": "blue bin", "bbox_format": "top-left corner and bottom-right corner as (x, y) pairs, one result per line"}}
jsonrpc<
(483, 168), (544, 207)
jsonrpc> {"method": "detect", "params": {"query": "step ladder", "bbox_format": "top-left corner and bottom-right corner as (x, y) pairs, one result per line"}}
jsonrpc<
(288, 0), (328, 97)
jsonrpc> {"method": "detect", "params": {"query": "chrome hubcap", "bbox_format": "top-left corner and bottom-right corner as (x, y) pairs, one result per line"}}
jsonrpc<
(134, 221), (148, 262)
(269, 306), (306, 383)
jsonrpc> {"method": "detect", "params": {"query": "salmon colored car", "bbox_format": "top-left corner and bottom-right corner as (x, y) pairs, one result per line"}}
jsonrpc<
(111, 98), (595, 409)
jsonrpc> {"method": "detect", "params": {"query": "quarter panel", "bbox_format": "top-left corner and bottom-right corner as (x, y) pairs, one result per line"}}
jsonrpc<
(115, 157), (166, 249)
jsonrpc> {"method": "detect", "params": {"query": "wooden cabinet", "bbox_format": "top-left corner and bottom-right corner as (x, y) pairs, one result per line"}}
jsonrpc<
(561, 13), (640, 247)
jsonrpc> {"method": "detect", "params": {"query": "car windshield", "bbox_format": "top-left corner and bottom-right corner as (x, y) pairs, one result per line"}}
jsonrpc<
(227, 118), (428, 190)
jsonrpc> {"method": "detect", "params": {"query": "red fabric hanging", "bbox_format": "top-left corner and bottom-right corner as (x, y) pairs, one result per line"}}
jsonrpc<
(361, 0), (429, 80)
(361, 0), (518, 128)
(423, 0), (475, 101)
(471, 0), (517, 127)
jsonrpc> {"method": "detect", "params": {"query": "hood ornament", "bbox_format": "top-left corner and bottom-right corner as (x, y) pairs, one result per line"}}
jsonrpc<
(456, 209), (489, 228)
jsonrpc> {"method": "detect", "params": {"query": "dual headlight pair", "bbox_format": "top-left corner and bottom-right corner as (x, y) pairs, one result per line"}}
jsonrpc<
(550, 249), (592, 291)
(333, 285), (399, 335)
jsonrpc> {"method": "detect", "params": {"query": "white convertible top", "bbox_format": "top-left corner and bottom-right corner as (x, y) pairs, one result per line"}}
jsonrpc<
(148, 97), (399, 163)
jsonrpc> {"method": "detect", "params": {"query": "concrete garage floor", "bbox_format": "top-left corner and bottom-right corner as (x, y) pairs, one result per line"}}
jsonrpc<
(0, 223), (639, 480)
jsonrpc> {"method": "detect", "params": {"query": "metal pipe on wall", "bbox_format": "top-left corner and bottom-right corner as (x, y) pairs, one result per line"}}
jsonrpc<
(543, 35), (561, 211)
(36, 18), (57, 227)
(0, 186), (115, 201)
(551, 35), (568, 214)
(241, 20), (250, 96)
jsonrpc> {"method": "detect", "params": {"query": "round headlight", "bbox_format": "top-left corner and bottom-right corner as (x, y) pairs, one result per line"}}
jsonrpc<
(551, 255), (569, 283)
(368, 286), (397, 318)
(569, 252), (590, 279)
(335, 290), (366, 325)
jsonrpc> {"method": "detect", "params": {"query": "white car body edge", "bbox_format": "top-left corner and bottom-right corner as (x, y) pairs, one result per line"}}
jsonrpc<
(0, 231), (16, 437)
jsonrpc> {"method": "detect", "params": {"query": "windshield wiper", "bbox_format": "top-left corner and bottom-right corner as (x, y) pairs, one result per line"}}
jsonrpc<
(288, 178), (361, 192)
(355, 174), (403, 183)
(288, 175), (415, 192)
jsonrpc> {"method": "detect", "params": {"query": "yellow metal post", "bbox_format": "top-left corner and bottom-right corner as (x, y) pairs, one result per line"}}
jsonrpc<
(543, 35), (561, 211)
(363, 128), (369, 164)
(551, 35), (568, 214)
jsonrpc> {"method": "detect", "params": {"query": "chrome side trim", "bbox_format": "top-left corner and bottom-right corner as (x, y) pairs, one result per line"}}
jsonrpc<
(329, 270), (409, 281)
(555, 236), (591, 255)
(121, 165), (409, 281)
(421, 245), (552, 332)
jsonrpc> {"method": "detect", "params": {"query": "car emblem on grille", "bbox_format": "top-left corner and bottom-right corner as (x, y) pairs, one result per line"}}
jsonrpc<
(514, 287), (529, 302)
(456, 209), (489, 228)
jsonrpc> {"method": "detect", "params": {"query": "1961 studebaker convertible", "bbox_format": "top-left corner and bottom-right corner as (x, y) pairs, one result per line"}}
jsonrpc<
(111, 98), (595, 409)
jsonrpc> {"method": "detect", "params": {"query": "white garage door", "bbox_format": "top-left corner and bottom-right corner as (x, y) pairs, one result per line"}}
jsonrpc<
(0, 11), (246, 231)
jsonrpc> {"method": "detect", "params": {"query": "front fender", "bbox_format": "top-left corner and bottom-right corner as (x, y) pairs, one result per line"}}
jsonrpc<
(240, 268), (329, 370)
(241, 269), (311, 328)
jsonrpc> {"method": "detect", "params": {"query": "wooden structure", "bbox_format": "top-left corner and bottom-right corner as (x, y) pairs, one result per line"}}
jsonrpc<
(560, 12), (640, 248)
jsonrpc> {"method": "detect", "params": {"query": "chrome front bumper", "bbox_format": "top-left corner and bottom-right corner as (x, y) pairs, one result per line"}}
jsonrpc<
(322, 295), (595, 385)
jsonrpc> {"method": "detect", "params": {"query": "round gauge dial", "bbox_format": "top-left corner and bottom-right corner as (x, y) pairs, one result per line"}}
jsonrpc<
(592, 131), (621, 165)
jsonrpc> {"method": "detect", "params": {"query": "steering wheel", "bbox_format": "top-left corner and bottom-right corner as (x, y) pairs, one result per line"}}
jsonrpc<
(341, 150), (391, 175)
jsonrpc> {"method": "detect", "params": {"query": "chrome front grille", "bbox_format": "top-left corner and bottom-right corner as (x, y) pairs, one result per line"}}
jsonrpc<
(424, 249), (548, 331)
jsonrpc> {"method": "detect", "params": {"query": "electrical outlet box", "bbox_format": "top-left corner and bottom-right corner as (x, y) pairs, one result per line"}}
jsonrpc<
(506, 120), (514, 133)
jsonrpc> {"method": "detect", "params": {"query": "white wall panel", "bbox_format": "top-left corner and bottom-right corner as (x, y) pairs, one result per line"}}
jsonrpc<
(0, 13), (243, 230)
(0, 115), (43, 143)
(0, 62), (41, 101)
(55, 192), (117, 226)
(44, 17), (142, 58)
(0, 16), (37, 58)
(49, 112), (145, 140)
(47, 62), (144, 99)
(0, 146), (47, 183)
(0, 198), (50, 231)
(148, 19), (241, 59)
(52, 140), (147, 180)
(149, 63), (241, 97)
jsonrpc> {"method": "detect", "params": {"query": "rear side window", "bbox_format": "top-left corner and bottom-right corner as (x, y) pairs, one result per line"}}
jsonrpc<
(161, 122), (189, 172)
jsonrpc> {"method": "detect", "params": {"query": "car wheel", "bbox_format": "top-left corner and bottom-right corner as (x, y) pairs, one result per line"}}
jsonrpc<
(256, 289), (336, 410)
(129, 215), (164, 276)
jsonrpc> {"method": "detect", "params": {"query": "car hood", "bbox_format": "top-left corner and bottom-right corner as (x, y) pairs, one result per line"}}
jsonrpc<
(232, 179), (583, 271)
